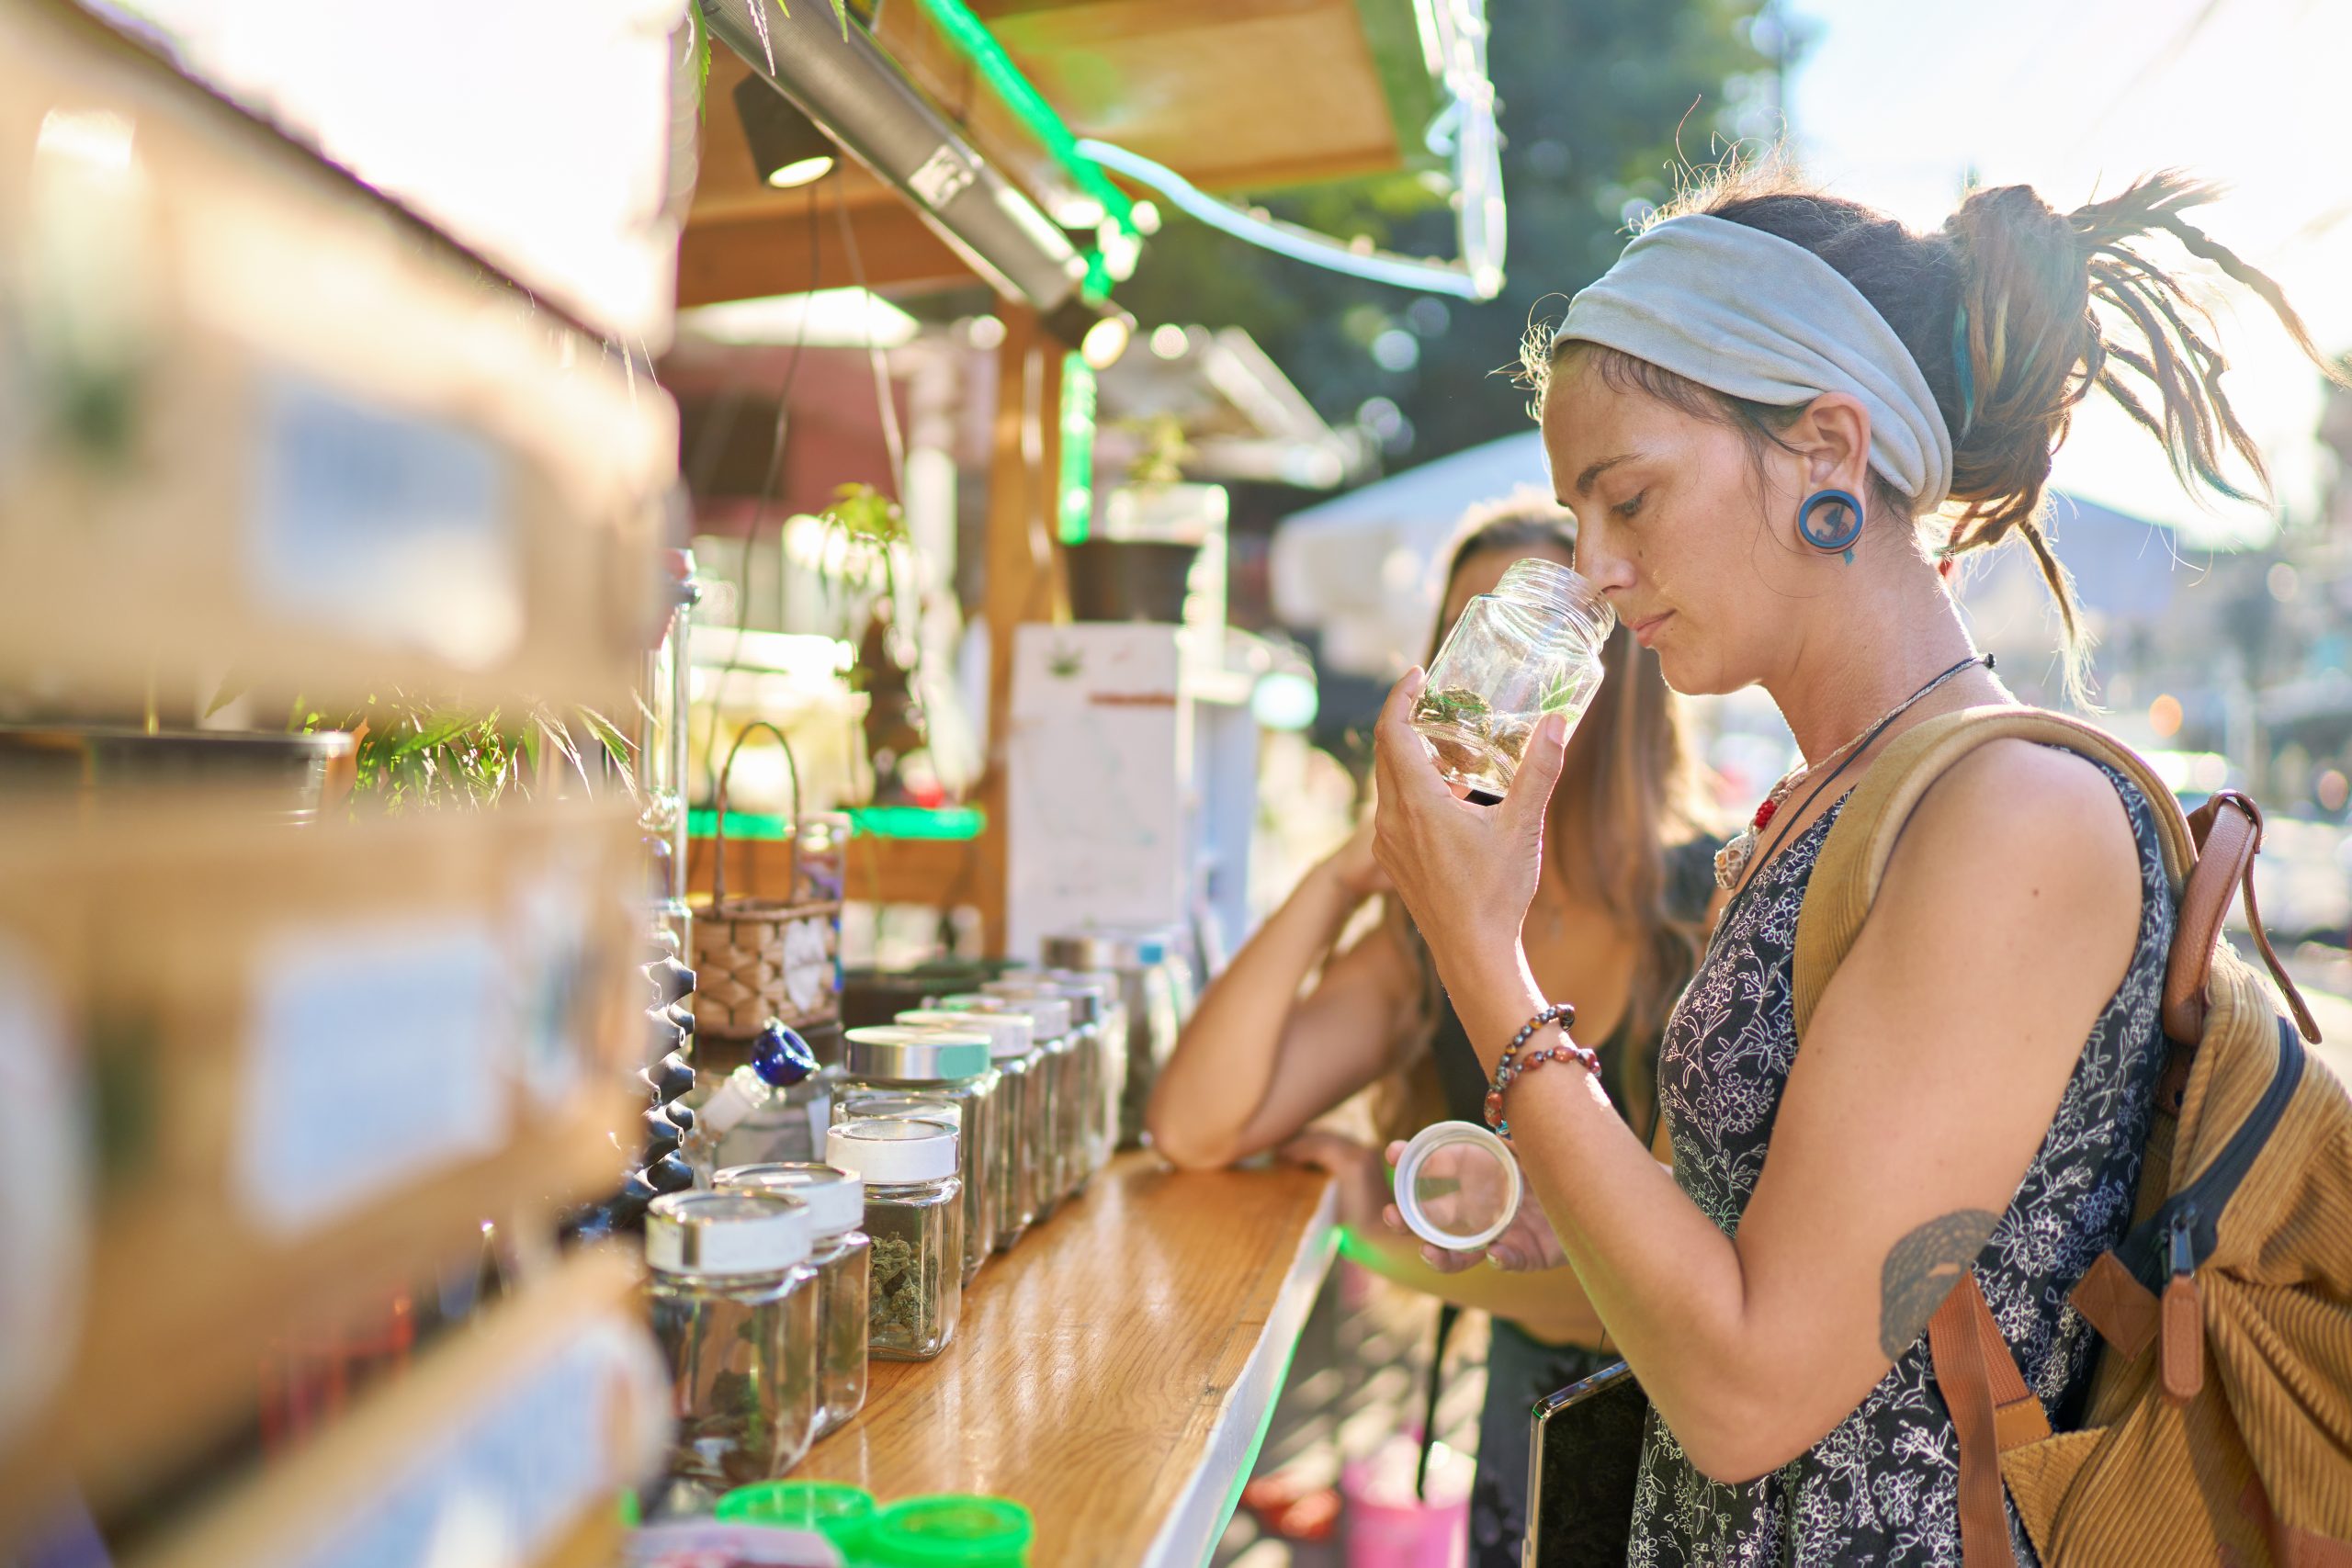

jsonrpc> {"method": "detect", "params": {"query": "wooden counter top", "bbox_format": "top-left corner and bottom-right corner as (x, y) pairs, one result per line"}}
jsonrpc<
(800, 1153), (1337, 1566)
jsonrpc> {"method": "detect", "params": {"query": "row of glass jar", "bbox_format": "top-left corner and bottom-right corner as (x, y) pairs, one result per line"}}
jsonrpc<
(866, 965), (1129, 1281)
(644, 1113), (965, 1493)
(642, 968), (1130, 1494)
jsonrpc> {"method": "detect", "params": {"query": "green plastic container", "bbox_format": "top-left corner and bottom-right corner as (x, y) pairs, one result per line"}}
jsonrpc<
(716, 1480), (877, 1551)
(858, 1495), (1034, 1566)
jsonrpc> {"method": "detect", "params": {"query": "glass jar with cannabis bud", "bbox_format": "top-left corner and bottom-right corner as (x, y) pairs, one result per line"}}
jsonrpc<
(823, 1120), (963, 1361)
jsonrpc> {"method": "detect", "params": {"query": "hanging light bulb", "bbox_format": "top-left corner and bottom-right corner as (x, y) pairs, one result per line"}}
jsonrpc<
(733, 75), (838, 190)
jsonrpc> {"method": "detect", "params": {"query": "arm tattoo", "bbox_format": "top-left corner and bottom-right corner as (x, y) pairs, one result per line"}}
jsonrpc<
(1879, 1209), (1998, 1360)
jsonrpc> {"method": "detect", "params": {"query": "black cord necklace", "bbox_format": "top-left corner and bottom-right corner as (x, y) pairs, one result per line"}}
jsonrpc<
(1734, 651), (1994, 894)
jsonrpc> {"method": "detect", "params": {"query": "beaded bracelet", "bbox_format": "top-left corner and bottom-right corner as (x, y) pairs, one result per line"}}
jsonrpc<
(1484, 1002), (1598, 1136)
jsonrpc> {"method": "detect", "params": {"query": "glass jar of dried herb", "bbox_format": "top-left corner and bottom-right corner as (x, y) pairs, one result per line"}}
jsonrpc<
(984, 979), (1096, 1201)
(838, 1025), (998, 1287)
(824, 1120), (964, 1360)
(898, 1008), (1035, 1253)
(644, 1190), (820, 1487)
(713, 1162), (870, 1439)
(937, 992), (1065, 1235)
(1045, 969), (1125, 1181)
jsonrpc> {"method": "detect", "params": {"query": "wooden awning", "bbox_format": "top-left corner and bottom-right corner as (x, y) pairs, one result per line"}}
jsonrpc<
(681, 0), (1432, 308)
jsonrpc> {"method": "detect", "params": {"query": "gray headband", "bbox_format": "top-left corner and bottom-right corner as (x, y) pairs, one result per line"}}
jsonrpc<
(1559, 214), (1953, 510)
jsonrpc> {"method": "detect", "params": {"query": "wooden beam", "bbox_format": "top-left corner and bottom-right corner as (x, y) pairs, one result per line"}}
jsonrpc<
(676, 196), (976, 306)
(973, 307), (1068, 957)
(1170, 144), (1408, 195)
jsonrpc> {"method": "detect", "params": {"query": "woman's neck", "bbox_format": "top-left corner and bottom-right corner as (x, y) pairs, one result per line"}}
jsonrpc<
(1765, 565), (1985, 766)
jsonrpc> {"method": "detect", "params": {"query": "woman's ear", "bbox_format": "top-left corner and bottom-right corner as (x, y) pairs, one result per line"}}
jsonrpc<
(1787, 392), (1873, 494)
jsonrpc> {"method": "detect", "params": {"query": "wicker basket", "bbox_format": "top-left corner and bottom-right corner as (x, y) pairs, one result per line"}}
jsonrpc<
(692, 721), (842, 1041)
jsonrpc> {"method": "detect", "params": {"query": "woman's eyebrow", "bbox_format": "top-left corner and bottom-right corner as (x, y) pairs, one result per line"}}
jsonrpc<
(1574, 454), (1634, 496)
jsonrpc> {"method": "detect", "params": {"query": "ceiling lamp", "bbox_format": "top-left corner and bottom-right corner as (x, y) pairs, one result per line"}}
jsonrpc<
(1046, 297), (1135, 370)
(732, 74), (837, 189)
(702, 0), (1085, 316)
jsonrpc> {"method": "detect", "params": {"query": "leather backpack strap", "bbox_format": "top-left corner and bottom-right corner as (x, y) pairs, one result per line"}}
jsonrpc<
(1791, 706), (2193, 1568)
(1792, 705), (2194, 1036)
(1930, 1276), (2051, 1566)
(2173, 791), (2322, 1046)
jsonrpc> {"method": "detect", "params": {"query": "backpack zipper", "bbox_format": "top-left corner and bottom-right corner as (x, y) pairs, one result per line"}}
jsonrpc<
(2119, 1013), (2305, 1292)
(2166, 1206), (2197, 1280)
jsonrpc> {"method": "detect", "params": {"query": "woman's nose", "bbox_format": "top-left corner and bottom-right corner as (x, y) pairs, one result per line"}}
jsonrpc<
(1574, 525), (1636, 595)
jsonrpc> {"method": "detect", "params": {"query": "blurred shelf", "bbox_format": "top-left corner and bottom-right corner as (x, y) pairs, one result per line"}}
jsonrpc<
(0, 2), (670, 720)
(126, 1249), (666, 1568)
(0, 802), (648, 1538)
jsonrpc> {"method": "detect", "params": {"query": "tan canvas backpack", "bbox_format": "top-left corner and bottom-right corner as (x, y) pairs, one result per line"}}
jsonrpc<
(1791, 705), (2352, 1566)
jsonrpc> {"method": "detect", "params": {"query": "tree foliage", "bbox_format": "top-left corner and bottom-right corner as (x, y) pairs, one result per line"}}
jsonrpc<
(1116, 0), (1787, 465)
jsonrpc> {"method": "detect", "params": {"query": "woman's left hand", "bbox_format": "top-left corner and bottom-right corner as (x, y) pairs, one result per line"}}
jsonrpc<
(1371, 669), (1569, 984)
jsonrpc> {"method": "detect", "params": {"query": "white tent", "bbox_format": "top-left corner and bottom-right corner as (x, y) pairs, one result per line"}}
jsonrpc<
(1269, 430), (1550, 677)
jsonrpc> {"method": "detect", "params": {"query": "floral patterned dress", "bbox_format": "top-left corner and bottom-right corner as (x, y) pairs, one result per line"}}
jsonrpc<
(1626, 762), (2173, 1566)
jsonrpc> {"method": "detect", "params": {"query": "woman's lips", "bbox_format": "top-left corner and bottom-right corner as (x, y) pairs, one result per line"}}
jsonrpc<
(1630, 611), (1672, 648)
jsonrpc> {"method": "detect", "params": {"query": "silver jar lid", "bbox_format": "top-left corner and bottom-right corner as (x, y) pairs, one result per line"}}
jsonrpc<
(982, 977), (1099, 1026)
(827, 1118), (958, 1184)
(646, 1190), (810, 1276)
(899, 1007), (1034, 1059)
(843, 1024), (990, 1080)
(1047, 925), (1182, 967)
(1044, 931), (1177, 972)
(1040, 933), (1127, 972)
(714, 1162), (864, 1239)
(1044, 968), (1119, 1001)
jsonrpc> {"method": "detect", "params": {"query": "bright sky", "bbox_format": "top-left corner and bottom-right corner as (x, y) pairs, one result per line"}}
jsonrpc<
(1784, 0), (2352, 544)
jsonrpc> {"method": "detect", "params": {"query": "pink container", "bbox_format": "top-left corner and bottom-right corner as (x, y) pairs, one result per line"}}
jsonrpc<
(1342, 1434), (1471, 1568)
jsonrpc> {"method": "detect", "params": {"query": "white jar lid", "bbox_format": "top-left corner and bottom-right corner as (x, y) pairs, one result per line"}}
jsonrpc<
(714, 1162), (864, 1238)
(645, 1190), (811, 1275)
(963, 990), (1072, 1040)
(899, 1008), (1034, 1059)
(1390, 1120), (1523, 1253)
(827, 1118), (958, 1183)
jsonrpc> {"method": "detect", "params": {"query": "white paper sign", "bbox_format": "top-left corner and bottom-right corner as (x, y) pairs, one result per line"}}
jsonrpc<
(239, 916), (508, 1235)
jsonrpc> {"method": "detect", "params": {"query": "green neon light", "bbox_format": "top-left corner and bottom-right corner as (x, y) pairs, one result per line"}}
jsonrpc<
(686, 807), (987, 841)
(1058, 352), (1096, 546)
(914, 0), (1136, 236)
(853, 805), (985, 840)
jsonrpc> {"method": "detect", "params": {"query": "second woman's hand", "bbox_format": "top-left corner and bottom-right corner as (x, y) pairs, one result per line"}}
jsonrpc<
(1323, 810), (1394, 903)
(1382, 1138), (1572, 1273)
(1371, 668), (1569, 987)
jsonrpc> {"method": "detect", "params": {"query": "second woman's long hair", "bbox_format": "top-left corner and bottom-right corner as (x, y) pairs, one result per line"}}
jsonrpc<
(1380, 493), (1713, 1142)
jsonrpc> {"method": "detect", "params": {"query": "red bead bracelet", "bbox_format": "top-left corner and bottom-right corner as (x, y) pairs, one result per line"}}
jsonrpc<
(1486, 1003), (1598, 1136)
